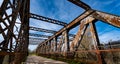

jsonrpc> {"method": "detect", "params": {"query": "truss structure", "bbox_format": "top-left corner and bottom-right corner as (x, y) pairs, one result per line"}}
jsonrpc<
(0, 0), (120, 64)
(36, 0), (120, 64)
(0, 0), (29, 64)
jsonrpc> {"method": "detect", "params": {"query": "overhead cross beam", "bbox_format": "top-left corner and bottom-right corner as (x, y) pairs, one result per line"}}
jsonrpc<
(39, 10), (95, 44)
(29, 37), (46, 41)
(30, 26), (56, 33)
(30, 26), (75, 37)
(68, 0), (120, 27)
(68, 0), (91, 10)
(29, 13), (67, 26)
(29, 40), (43, 45)
(29, 42), (41, 45)
(37, 1), (120, 64)
(29, 38), (46, 45)
(29, 33), (51, 38)
(15, 33), (50, 39)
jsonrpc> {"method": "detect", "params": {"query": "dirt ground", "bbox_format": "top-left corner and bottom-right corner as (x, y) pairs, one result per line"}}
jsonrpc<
(23, 55), (68, 64)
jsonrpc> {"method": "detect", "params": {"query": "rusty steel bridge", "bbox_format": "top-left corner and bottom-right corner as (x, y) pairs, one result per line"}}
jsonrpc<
(0, 0), (120, 64)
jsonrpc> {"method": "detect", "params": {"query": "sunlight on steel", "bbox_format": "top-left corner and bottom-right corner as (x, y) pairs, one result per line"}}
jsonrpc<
(29, 33), (51, 38)
(30, 26), (75, 37)
(30, 13), (67, 26)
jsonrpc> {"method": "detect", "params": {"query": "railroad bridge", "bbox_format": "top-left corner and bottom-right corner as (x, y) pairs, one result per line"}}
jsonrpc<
(0, 0), (120, 64)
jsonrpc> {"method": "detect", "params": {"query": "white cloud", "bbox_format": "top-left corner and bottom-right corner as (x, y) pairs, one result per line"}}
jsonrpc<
(29, 0), (120, 51)
(53, 0), (84, 23)
(29, 0), (84, 39)
(28, 45), (38, 51)
(30, 18), (63, 31)
(99, 30), (120, 43)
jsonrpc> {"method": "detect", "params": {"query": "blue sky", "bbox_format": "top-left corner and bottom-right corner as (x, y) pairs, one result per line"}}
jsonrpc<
(0, 0), (120, 51)
(29, 0), (120, 50)
(30, 0), (120, 40)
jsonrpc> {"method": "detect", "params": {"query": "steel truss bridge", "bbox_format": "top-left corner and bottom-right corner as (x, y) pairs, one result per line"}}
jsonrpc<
(0, 0), (120, 64)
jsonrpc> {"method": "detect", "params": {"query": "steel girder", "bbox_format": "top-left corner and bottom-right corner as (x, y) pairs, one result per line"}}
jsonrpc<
(29, 33), (50, 38)
(30, 13), (67, 26)
(36, 0), (120, 64)
(29, 38), (47, 45)
(29, 34), (73, 45)
(29, 37), (46, 41)
(30, 26), (56, 33)
(0, 0), (21, 63)
(37, 1), (120, 52)
(0, 0), (120, 64)
(30, 26), (75, 37)
(68, 0), (91, 10)
(0, 0), (30, 64)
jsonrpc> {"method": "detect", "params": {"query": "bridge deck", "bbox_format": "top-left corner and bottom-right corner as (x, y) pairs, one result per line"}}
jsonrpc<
(23, 55), (68, 64)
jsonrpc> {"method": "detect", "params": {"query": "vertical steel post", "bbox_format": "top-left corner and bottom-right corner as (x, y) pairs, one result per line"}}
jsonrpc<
(13, 0), (30, 63)
(90, 22), (106, 64)
(48, 40), (51, 53)
(64, 30), (70, 52)
(54, 37), (57, 52)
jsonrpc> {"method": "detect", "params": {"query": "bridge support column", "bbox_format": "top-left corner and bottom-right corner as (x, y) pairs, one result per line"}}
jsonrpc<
(46, 42), (49, 54)
(54, 37), (57, 52)
(43, 44), (46, 54)
(51, 40), (54, 53)
(64, 29), (72, 58)
(44, 43), (47, 54)
(90, 22), (106, 64)
(40, 46), (42, 54)
(64, 30), (70, 52)
(41, 46), (43, 54)
(48, 40), (51, 53)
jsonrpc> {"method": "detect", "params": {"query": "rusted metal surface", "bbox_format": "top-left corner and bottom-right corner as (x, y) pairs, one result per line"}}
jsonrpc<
(29, 37), (46, 41)
(0, 52), (15, 56)
(29, 33), (50, 38)
(68, 0), (91, 10)
(30, 26), (57, 33)
(0, 0), (120, 64)
(39, 10), (95, 46)
(30, 13), (67, 26)
(30, 26), (75, 37)
(70, 17), (95, 51)
(0, 0), (30, 64)
(36, 0), (120, 64)
(92, 11), (120, 28)
(89, 22), (106, 64)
